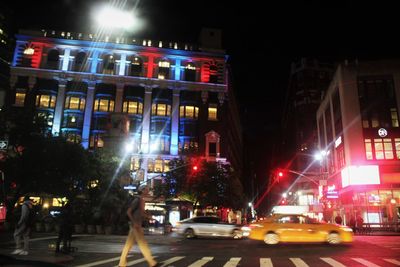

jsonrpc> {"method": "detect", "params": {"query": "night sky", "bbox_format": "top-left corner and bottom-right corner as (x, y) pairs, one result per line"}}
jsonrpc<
(4, 0), (400, 210)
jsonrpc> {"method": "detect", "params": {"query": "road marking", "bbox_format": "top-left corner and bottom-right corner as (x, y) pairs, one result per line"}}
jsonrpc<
(188, 256), (214, 267)
(125, 258), (147, 266)
(74, 256), (127, 267)
(260, 258), (273, 267)
(223, 257), (241, 267)
(352, 258), (381, 267)
(160, 256), (185, 267)
(384, 259), (400, 266)
(321, 258), (346, 267)
(290, 258), (309, 267)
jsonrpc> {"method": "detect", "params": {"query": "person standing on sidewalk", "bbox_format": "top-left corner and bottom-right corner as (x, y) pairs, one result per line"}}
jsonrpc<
(119, 185), (159, 267)
(11, 196), (34, 256)
(56, 202), (73, 253)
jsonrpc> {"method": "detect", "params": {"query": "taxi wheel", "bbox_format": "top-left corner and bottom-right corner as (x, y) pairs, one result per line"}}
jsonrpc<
(264, 232), (279, 245)
(232, 229), (242, 239)
(327, 232), (341, 244)
(184, 228), (196, 239)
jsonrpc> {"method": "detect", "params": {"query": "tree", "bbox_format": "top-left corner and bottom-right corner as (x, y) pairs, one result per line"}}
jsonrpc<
(154, 158), (245, 211)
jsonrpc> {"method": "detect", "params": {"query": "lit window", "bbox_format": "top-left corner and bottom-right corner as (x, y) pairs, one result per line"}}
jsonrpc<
(94, 99), (114, 112)
(395, 138), (400, 159)
(163, 160), (170, 172)
(208, 104), (217, 120)
(374, 138), (394, 160)
(36, 94), (56, 108)
(158, 60), (170, 79)
(147, 159), (154, 173)
(65, 132), (82, 144)
(151, 103), (171, 116)
(15, 92), (26, 106)
(68, 97), (80, 109)
(155, 159), (163, 173)
(365, 139), (373, 160)
(180, 106), (184, 117)
(130, 157), (140, 171)
(371, 113), (379, 128)
(157, 104), (166, 116)
(123, 100), (142, 114)
(89, 134), (104, 148)
(391, 108), (399, 127)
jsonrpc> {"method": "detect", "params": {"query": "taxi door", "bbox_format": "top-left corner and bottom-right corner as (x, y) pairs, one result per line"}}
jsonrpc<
(275, 215), (309, 242)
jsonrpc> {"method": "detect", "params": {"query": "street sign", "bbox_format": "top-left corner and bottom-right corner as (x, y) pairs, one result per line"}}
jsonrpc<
(0, 141), (8, 150)
(123, 184), (137, 190)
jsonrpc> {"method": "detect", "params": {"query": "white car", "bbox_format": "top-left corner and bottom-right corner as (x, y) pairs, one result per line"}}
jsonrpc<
(175, 216), (243, 239)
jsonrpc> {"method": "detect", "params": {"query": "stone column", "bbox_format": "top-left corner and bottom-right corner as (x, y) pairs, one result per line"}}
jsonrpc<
(174, 59), (181, 80)
(118, 54), (127, 76)
(115, 83), (124, 113)
(170, 89), (180, 155)
(61, 48), (71, 71)
(51, 80), (67, 136)
(140, 86), (153, 153)
(81, 81), (96, 149)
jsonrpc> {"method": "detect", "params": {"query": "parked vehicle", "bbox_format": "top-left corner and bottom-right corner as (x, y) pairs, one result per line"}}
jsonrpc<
(246, 214), (353, 245)
(175, 216), (243, 239)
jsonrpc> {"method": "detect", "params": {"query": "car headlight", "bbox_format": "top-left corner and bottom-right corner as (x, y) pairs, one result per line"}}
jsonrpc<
(341, 227), (353, 232)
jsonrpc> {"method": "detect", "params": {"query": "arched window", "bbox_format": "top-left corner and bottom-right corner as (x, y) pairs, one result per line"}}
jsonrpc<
(130, 56), (143, 76)
(21, 45), (35, 67)
(46, 49), (60, 69)
(184, 63), (196, 82)
(158, 60), (170, 79)
(74, 51), (87, 72)
(102, 54), (115, 75)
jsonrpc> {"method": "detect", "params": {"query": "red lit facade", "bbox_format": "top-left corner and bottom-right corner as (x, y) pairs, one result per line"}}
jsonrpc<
(317, 60), (400, 225)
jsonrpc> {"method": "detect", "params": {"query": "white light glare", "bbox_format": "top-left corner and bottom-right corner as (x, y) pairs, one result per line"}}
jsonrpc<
(282, 193), (287, 198)
(95, 6), (137, 30)
(314, 150), (327, 161)
(125, 142), (134, 152)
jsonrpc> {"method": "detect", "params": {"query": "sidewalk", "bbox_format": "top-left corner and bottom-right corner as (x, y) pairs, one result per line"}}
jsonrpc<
(0, 230), (176, 266)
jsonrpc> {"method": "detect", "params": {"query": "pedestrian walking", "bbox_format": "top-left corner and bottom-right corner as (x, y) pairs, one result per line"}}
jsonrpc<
(334, 214), (343, 225)
(56, 202), (73, 253)
(356, 215), (364, 234)
(119, 185), (159, 267)
(11, 196), (34, 256)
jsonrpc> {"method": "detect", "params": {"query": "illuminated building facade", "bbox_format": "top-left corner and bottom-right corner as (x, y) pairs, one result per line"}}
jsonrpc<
(7, 29), (243, 216)
(317, 60), (400, 225)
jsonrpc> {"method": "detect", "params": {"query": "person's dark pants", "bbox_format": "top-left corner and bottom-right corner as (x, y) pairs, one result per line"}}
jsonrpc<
(56, 226), (72, 253)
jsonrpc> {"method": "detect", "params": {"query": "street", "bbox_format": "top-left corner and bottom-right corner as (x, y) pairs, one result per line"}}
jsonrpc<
(1, 233), (400, 267)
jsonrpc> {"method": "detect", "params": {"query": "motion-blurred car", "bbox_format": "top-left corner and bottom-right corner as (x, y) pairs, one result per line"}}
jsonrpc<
(175, 216), (243, 239)
(247, 214), (353, 245)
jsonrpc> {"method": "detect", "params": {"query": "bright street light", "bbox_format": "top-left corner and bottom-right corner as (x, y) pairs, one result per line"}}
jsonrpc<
(92, 5), (144, 33)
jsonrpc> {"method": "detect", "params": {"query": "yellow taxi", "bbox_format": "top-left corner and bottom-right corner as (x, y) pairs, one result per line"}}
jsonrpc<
(247, 214), (353, 245)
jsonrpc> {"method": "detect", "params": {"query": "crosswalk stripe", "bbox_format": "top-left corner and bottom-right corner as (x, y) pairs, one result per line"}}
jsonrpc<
(160, 256), (185, 267)
(260, 258), (273, 267)
(352, 258), (381, 267)
(320, 257), (346, 267)
(188, 256), (214, 267)
(223, 257), (241, 267)
(290, 258), (309, 267)
(125, 258), (147, 266)
(384, 259), (400, 266)
(74, 256), (128, 267)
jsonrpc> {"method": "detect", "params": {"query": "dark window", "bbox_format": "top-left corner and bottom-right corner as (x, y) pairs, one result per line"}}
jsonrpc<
(47, 49), (59, 69)
(209, 142), (216, 156)
(74, 52), (87, 72)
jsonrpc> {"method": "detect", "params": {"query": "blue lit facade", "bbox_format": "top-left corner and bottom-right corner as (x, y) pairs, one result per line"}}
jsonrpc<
(8, 29), (243, 190)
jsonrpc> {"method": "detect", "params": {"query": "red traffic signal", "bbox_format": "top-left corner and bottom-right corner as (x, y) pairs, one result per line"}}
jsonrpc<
(278, 171), (284, 177)
(192, 165), (199, 171)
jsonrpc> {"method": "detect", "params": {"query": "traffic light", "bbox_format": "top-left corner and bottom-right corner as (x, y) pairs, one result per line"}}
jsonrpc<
(192, 165), (198, 172)
(278, 171), (284, 177)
